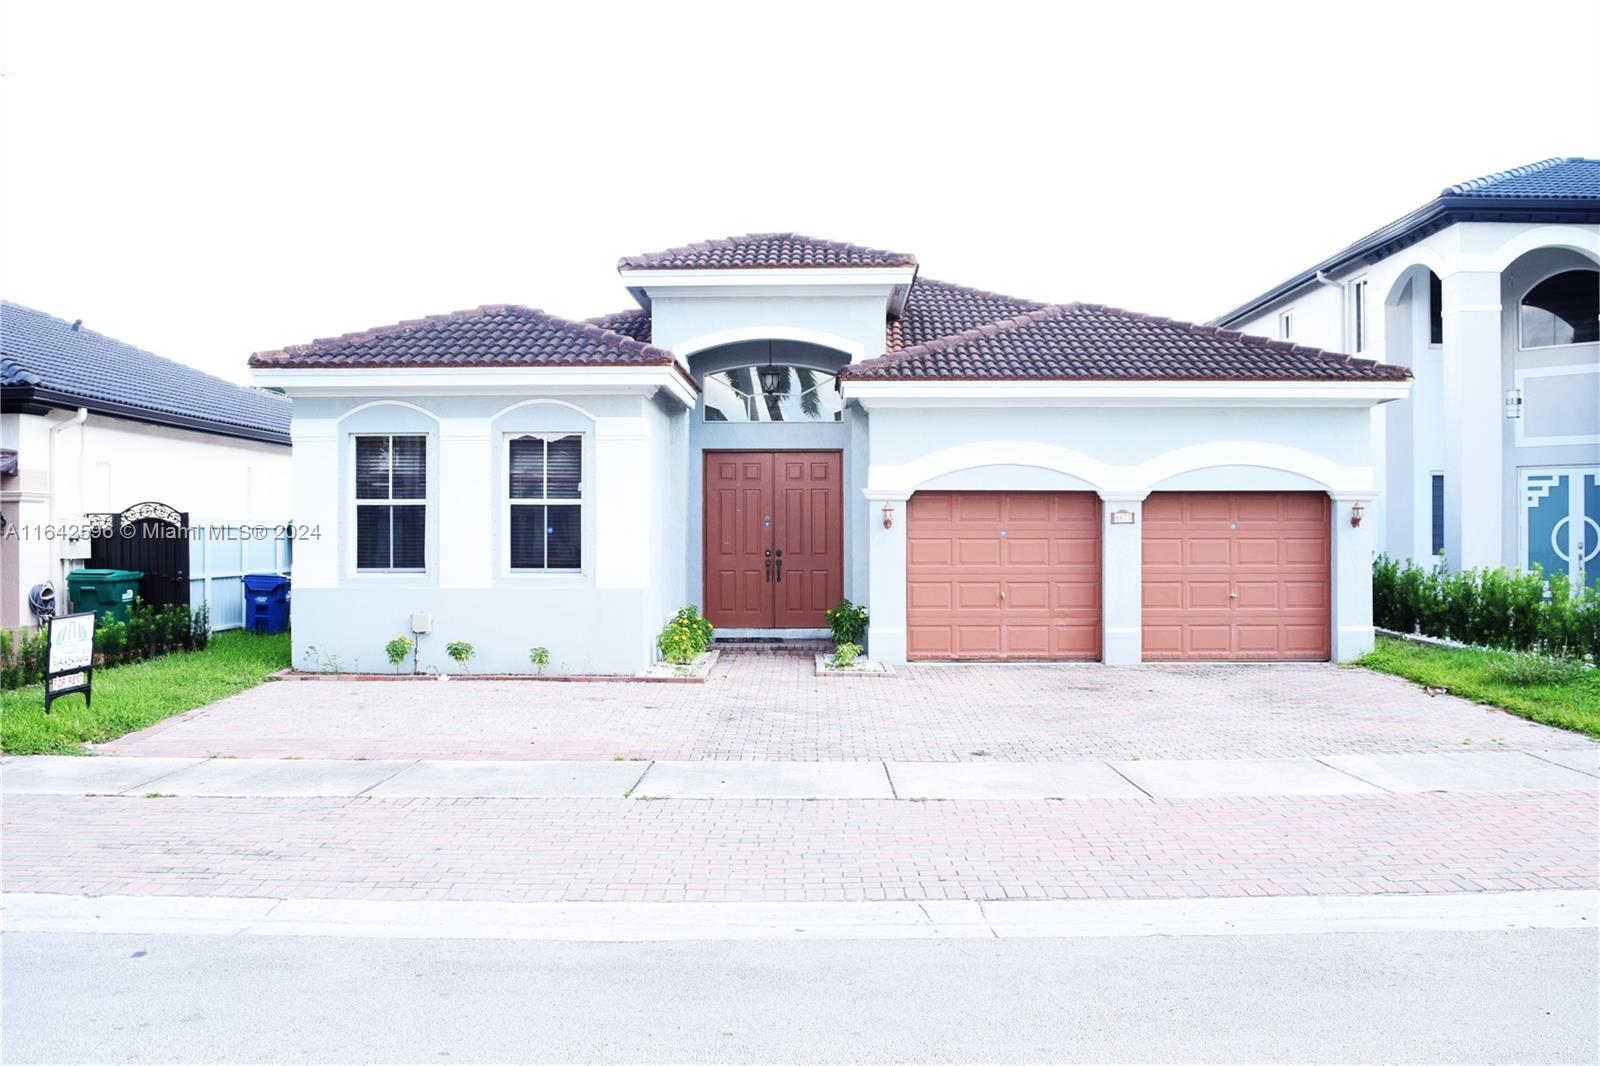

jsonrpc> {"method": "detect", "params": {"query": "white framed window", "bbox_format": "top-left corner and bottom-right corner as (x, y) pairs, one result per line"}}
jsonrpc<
(1430, 473), (1445, 556)
(1350, 277), (1369, 353)
(1519, 269), (1599, 349)
(1428, 271), (1443, 346)
(507, 434), (582, 571)
(354, 434), (426, 572)
(1278, 310), (1294, 340)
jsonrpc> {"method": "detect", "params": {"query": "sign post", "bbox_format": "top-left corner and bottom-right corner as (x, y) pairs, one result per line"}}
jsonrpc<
(44, 611), (96, 714)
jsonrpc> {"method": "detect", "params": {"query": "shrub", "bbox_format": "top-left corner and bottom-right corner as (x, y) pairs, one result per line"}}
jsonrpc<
(826, 599), (869, 645)
(529, 647), (550, 674)
(0, 627), (50, 689)
(672, 606), (714, 651)
(444, 640), (475, 673)
(384, 634), (413, 673)
(95, 620), (127, 665)
(1374, 555), (1600, 662)
(831, 641), (863, 669)
(1483, 652), (1586, 687)
(657, 606), (713, 666)
(189, 603), (211, 651)
(657, 623), (701, 665)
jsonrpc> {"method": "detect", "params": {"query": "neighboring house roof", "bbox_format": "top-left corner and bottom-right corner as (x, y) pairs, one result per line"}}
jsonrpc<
(1, 300), (290, 445)
(619, 233), (917, 271)
(250, 304), (682, 374)
(1212, 156), (1600, 327)
(1444, 157), (1600, 198)
(842, 303), (1412, 383)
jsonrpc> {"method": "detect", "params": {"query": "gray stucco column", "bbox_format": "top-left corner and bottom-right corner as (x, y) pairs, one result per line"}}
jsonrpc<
(864, 490), (910, 665)
(1330, 492), (1376, 661)
(1099, 493), (1147, 664)
(1440, 269), (1504, 570)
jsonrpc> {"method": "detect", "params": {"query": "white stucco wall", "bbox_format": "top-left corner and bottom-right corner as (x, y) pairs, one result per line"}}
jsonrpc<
(0, 408), (291, 629)
(857, 403), (1381, 665)
(647, 292), (892, 367)
(283, 390), (684, 675)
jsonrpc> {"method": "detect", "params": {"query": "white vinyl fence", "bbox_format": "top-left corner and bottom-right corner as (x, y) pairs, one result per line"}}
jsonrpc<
(188, 524), (293, 631)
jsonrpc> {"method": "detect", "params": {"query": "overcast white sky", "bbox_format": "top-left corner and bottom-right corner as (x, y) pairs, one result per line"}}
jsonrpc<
(3, 0), (1597, 383)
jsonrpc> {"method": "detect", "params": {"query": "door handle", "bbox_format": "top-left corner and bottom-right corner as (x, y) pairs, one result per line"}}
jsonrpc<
(774, 549), (783, 582)
(764, 548), (772, 582)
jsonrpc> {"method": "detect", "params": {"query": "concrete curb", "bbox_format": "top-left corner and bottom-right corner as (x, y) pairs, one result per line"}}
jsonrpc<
(5, 890), (1593, 942)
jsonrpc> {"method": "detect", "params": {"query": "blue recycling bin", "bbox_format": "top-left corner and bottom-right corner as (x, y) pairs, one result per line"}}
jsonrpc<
(241, 573), (291, 635)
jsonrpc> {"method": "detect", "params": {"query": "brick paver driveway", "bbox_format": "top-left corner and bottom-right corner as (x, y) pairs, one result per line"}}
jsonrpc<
(5, 789), (1594, 902)
(101, 650), (1594, 762)
(12, 651), (1596, 906)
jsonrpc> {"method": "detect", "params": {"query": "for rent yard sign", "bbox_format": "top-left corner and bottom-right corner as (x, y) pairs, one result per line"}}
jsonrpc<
(44, 611), (95, 713)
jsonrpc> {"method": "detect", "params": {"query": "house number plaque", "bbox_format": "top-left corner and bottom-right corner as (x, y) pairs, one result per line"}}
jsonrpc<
(1109, 509), (1136, 525)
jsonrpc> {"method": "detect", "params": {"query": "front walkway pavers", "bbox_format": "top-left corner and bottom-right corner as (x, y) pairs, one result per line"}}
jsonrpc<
(5, 790), (1593, 902)
(368, 760), (648, 798)
(1111, 758), (1386, 798)
(1320, 752), (1599, 793)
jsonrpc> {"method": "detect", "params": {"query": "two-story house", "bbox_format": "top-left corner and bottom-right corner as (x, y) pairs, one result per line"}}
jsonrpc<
(1212, 158), (1599, 590)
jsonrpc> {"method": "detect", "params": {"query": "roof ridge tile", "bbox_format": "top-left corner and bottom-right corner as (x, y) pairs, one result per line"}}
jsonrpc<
(249, 304), (678, 370)
(619, 233), (917, 271)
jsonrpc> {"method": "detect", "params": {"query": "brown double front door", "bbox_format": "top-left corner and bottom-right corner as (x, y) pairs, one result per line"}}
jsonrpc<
(703, 451), (843, 629)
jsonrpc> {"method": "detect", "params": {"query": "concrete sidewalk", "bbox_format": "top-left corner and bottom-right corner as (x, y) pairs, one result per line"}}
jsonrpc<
(4, 750), (1596, 799)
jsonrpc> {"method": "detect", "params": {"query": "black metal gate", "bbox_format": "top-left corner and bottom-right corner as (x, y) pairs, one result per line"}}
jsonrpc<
(88, 502), (191, 611)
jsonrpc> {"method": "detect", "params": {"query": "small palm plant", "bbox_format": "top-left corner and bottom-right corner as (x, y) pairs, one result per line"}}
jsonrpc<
(529, 646), (550, 675)
(445, 640), (475, 674)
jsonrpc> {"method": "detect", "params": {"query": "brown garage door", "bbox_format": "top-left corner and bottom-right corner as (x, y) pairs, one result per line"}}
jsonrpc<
(906, 491), (1100, 660)
(1142, 491), (1331, 661)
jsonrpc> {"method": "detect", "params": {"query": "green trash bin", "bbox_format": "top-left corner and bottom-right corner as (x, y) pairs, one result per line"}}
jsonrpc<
(65, 568), (145, 624)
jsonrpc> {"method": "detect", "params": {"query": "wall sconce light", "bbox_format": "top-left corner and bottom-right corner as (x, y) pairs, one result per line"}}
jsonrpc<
(882, 502), (895, 529)
(1350, 501), (1365, 527)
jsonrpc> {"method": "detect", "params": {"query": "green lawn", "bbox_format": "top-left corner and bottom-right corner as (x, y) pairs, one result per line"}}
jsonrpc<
(1358, 635), (1600, 739)
(1, 631), (290, 755)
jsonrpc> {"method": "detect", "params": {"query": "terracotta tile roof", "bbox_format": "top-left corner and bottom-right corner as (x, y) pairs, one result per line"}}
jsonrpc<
(250, 304), (677, 370)
(620, 233), (917, 271)
(843, 303), (1412, 383)
(586, 307), (651, 344)
(886, 278), (1046, 352)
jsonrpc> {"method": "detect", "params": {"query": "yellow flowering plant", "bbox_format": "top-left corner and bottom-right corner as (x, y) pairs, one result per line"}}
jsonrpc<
(826, 599), (868, 645)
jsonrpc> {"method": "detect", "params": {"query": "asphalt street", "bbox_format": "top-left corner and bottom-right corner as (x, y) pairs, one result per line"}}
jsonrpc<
(4, 928), (1595, 1064)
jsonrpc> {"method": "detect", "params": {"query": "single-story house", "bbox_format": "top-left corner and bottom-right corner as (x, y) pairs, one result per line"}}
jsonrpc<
(1, 301), (293, 631)
(250, 234), (1411, 674)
